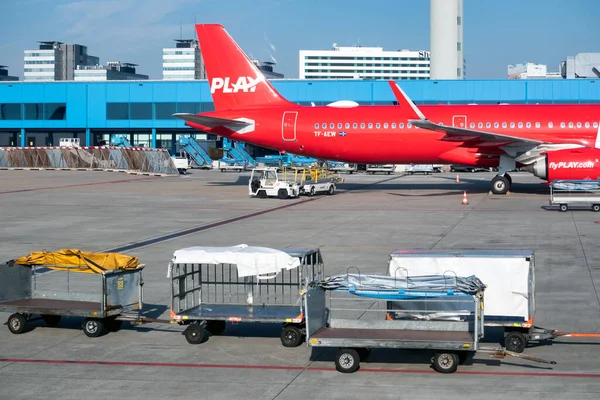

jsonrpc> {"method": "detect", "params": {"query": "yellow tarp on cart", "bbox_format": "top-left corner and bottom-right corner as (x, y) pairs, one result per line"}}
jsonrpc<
(13, 249), (141, 274)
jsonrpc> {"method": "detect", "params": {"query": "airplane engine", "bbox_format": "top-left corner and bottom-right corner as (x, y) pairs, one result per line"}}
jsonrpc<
(522, 148), (600, 181)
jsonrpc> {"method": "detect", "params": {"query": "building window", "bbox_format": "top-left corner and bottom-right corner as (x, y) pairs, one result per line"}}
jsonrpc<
(457, 16), (462, 25)
(457, 42), (462, 51)
(153, 103), (177, 120)
(24, 103), (43, 120)
(0, 103), (21, 120)
(457, 68), (461, 77)
(106, 103), (129, 120)
(44, 103), (66, 120)
(176, 102), (201, 114)
(129, 103), (152, 120)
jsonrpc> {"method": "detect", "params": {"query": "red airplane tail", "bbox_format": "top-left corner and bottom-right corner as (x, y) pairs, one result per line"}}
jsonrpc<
(195, 24), (293, 111)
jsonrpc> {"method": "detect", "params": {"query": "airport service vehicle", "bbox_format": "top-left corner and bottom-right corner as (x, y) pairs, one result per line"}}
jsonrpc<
(58, 138), (80, 148)
(0, 249), (145, 337)
(548, 179), (600, 212)
(406, 164), (434, 175)
(326, 162), (357, 174)
(174, 24), (600, 196)
(172, 156), (189, 174)
(386, 249), (600, 353)
(292, 167), (342, 196)
(248, 167), (300, 199)
(219, 162), (247, 172)
(304, 270), (556, 373)
(167, 246), (325, 347)
(366, 164), (396, 175)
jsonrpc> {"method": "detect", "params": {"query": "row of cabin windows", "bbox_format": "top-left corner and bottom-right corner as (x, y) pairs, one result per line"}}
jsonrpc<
(313, 121), (600, 130)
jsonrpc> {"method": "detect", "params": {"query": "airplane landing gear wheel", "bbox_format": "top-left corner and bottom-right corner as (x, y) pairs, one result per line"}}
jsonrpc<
(491, 175), (510, 195)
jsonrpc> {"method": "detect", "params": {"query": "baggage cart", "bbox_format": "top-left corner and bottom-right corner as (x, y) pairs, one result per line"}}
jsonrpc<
(0, 249), (145, 337)
(168, 245), (324, 347)
(548, 180), (600, 212)
(366, 164), (396, 175)
(304, 270), (487, 373)
(405, 164), (434, 175)
(386, 249), (600, 353)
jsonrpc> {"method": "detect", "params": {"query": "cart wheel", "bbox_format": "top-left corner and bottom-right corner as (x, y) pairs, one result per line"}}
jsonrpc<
(280, 325), (303, 347)
(335, 348), (360, 373)
(184, 324), (206, 345)
(310, 186), (315, 196)
(7, 313), (27, 334)
(82, 318), (105, 338)
(278, 189), (289, 199)
(592, 204), (600, 212)
(258, 190), (267, 199)
(432, 352), (459, 374)
(457, 351), (470, 365)
(42, 314), (61, 327)
(105, 318), (123, 332)
(559, 204), (568, 212)
(356, 347), (372, 361)
(206, 320), (226, 335)
(327, 185), (335, 195)
(505, 331), (528, 353)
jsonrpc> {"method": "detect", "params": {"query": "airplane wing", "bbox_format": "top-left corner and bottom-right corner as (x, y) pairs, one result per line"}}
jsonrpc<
(388, 81), (544, 145)
(172, 113), (250, 128)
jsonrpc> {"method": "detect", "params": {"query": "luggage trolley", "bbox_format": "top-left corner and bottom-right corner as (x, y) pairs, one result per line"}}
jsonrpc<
(0, 249), (145, 337)
(304, 269), (486, 373)
(168, 245), (324, 347)
(549, 179), (600, 212)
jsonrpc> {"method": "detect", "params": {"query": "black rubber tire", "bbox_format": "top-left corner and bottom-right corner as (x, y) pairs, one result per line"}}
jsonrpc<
(82, 318), (105, 338)
(491, 175), (510, 195)
(184, 324), (206, 345)
(310, 186), (315, 196)
(559, 204), (568, 212)
(280, 325), (303, 347)
(505, 331), (528, 353)
(7, 313), (27, 334)
(335, 348), (360, 373)
(432, 352), (459, 374)
(356, 347), (372, 361)
(277, 189), (288, 199)
(257, 190), (267, 199)
(505, 173), (512, 185)
(206, 320), (226, 335)
(42, 314), (61, 327)
(592, 204), (600, 212)
(457, 351), (470, 365)
(327, 185), (335, 195)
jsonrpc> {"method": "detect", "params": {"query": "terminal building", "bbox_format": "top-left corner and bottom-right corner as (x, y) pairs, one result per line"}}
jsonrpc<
(299, 44), (430, 80)
(1, 78), (599, 151)
(162, 39), (206, 81)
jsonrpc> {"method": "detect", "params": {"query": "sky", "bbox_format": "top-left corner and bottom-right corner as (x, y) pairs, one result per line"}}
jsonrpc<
(0, 0), (598, 80)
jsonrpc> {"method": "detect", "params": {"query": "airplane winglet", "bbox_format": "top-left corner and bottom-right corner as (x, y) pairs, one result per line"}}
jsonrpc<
(388, 80), (427, 121)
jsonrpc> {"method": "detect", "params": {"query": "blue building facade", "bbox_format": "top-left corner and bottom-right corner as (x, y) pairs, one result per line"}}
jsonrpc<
(0, 79), (599, 150)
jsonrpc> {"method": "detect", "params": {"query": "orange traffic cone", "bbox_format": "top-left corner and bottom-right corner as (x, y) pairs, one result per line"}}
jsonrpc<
(456, 173), (460, 183)
(461, 190), (469, 205)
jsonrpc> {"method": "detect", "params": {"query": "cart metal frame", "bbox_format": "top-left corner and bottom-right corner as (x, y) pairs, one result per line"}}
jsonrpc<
(169, 248), (324, 347)
(304, 270), (485, 373)
(0, 261), (144, 337)
(549, 179), (600, 212)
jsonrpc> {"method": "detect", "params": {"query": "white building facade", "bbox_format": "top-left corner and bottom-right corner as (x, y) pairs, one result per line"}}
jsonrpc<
(299, 45), (430, 80)
(24, 42), (62, 81)
(162, 39), (205, 81)
(430, 0), (464, 79)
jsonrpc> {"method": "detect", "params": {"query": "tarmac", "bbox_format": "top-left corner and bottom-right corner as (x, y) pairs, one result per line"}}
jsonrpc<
(1, 168), (599, 400)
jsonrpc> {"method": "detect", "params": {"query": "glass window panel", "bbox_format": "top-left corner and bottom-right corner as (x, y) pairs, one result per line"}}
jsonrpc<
(155, 102), (177, 119)
(0, 103), (21, 120)
(177, 102), (200, 114)
(24, 103), (43, 120)
(130, 103), (152, 120)
(106, 103), (129, 120)
(44, 103), (66, 120)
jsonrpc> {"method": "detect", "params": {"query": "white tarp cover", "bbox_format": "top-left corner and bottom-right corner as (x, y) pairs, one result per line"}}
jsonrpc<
(170, 244), (301, 278)
(389, 256), (532, 321)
